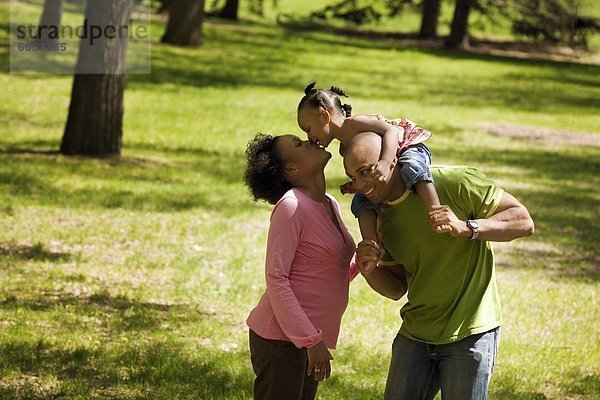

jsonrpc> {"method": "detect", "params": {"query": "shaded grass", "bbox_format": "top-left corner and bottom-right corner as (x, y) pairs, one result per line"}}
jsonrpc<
(0, 337), (254, 400)
(1, 2), (599, 399)
(142, 21), (600, 122)
(0, 144), (247, 212)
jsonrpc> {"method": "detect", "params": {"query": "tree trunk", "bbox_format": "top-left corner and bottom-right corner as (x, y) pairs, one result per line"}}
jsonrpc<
(161, 0), (205, 47)
(446, 0), (473, 49)
(218, 0), (239, 20)
(37, 0), (63, 44)
(418, 0), (441, 38)
(157, 0), (171, 14)
(60, 0), (134, 157)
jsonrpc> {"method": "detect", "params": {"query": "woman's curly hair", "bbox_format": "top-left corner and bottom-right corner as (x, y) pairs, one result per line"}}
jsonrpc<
(243, 134), (292, 205)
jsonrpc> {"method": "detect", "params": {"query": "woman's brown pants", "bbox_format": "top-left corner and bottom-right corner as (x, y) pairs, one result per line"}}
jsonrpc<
(249, 329), (319, 400)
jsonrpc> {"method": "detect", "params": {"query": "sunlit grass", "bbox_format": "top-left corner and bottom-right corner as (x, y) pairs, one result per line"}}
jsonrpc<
(1, 1), (599, 399)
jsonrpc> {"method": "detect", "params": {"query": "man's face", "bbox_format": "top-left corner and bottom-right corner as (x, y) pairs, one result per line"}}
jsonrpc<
(344, 141), (391, 204)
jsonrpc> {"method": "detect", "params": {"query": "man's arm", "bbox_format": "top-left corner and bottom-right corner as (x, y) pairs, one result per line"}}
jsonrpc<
(356, 240), (408, 300)
(429, 191), (534, 242)
(366, 265), (408, 301)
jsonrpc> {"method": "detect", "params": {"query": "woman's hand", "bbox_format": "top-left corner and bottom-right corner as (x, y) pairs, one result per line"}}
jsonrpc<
(307, 341), (333, 381)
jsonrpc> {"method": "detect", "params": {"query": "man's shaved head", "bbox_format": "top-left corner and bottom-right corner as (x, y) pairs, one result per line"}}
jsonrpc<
(343, 131), (402, 204)
(344, 132), (382, 170)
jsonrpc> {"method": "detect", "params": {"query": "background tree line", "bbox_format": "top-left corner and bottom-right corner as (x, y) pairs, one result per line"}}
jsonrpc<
(303, 0), (600, 49)
(34, 0), (598, 157)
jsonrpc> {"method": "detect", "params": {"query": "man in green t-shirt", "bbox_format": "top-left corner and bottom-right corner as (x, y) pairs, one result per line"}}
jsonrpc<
(344, 132), (534, 400)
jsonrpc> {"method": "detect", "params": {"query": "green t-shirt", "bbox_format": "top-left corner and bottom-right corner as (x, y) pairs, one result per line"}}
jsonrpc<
(378, 166), (504, 344)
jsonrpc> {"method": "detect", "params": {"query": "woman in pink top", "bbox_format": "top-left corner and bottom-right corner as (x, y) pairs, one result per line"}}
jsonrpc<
(244, 133), (356, 400)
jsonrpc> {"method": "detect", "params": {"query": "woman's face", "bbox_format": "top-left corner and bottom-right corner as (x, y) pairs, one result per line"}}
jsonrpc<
(275, 134), (331, 176)
(297, 106), (333, 147)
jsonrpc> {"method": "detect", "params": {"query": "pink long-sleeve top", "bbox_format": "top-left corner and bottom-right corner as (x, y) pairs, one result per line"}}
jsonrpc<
(246, 188), (357, 349)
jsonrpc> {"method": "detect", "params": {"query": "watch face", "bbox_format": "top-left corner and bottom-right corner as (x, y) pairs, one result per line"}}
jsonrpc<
(469, 220), (479, 229)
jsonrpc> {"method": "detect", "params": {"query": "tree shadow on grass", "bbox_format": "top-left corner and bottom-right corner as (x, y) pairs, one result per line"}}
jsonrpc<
(0, 291), (385, 399)
(507, 186), (599, 278)
(0, 241), (71, 262)
(491, 371), (600, 400)
(0, 291), (249, 396)
(0, 340), (390, 399)
(491, 389), (550, 400)
(0, 140), (250, 213)
(447, 142), (598, 229)
(0, 291), (218, 333)
(127, 19), (600, 116)
(0, 337), (254, 400)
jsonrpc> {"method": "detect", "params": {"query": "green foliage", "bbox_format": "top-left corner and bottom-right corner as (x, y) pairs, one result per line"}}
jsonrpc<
(511, 0), (600, 48)
(309, 0), (385, 25)
(277, 0), (600, 51)
(305, 0), (426, 26)
(1, 1), (599, 399)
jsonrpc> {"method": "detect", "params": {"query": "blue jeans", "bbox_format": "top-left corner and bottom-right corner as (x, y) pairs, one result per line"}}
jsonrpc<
(384, 328), (500, 400)
(398, 143), (433, 191)
(350, 143), (433, 218)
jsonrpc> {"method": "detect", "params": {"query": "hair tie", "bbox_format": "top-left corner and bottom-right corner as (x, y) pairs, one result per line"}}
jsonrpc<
(304, 82), (316, 95)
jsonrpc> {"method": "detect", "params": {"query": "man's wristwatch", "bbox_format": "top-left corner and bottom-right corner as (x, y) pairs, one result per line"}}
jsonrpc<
(466, 219), (479, 240)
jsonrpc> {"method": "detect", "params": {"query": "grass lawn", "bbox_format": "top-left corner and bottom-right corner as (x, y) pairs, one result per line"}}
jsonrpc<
(1, 2), (599, 399)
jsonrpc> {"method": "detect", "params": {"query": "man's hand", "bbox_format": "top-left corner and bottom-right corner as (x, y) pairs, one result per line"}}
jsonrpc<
(428, 205), (468, 237)
(429, 192), (534, 242)
(307, 341), (333, 381)
(356, 239), (385, 275)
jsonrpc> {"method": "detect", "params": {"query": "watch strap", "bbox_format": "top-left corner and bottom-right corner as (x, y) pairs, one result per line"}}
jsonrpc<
(467, 219), (479, 240)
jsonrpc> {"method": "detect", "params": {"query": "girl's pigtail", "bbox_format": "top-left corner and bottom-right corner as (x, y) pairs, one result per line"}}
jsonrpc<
(304, 82), (316, 95)
(330, 86), (348, 98)
(341, 104), (352, 117)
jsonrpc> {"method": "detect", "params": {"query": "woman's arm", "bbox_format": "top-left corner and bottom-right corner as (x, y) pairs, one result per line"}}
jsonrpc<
(265, 197), (323, 348)
(267, 196), (334, 380)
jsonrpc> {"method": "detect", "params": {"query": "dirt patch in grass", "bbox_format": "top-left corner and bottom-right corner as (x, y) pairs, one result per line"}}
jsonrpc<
(0, 374), (62, 399)
(467, 37), (600, 65)
(479, 123), (600, 148)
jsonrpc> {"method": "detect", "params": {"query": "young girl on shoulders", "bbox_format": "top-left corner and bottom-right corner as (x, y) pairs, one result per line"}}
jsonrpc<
(297, 82), (451, 254)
